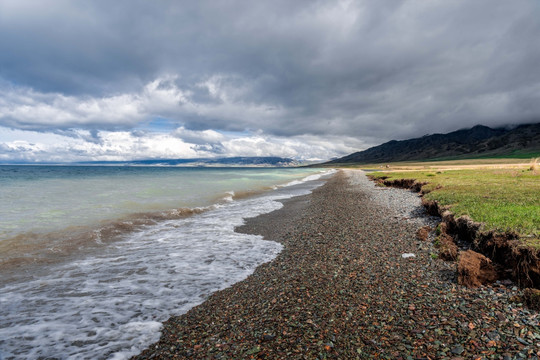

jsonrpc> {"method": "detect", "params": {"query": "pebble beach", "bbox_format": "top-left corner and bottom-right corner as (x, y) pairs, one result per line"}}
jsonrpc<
(134, 170), (540, 359)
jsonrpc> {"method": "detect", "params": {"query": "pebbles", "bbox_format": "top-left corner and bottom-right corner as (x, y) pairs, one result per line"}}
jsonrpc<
(133, 170), (539, 359)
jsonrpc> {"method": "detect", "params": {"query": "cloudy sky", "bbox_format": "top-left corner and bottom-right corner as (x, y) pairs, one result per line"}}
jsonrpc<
(1, 0), (539, 162)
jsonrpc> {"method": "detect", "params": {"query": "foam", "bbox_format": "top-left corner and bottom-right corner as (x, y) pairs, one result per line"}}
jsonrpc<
(222, 190), (235, 202)
(0, 170), (330, 359)
(280, 169), (336, 188)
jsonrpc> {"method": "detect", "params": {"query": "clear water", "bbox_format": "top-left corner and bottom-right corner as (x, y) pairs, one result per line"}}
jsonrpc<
(0, 166), (333, 359)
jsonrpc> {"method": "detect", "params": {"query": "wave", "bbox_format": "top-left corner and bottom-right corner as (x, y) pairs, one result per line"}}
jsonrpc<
(278, 168), (337, 188)
(0, 207), (211, 279)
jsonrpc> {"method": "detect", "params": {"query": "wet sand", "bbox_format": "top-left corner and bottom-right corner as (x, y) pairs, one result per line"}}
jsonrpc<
(133, 170), (539, 359)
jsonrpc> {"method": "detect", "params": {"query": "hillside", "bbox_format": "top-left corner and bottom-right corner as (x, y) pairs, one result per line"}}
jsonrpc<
(326, 123), (540, 165)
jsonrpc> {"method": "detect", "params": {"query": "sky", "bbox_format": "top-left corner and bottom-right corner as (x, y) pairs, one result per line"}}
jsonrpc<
(1, 0), (540, 163)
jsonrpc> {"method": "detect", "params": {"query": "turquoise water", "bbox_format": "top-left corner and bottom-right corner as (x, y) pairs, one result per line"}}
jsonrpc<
(0, 166), (325, 268)
(0, 166), (320, 239)
(0, 165), (332, 359)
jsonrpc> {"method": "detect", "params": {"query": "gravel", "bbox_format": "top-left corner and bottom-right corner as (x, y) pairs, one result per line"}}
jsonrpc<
(133, 170), (540, 359)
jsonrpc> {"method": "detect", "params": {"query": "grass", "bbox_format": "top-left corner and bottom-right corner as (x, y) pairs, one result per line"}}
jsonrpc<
(369, 167), (539, 244)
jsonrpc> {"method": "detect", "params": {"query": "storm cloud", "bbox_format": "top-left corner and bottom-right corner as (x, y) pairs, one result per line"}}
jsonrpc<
(1, 0), (539, 161)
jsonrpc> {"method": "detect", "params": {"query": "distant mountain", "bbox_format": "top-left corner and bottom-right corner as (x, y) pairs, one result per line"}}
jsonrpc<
(76, 156), (300, 167)
(326, 123), (540, 165)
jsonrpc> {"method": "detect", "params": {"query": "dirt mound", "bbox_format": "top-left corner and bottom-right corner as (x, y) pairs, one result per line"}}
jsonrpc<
(523, 288), (540, 310)
(421, 198), (440, 216)
(455, 216), (482, 243)
(511, 245), (540, 288)
(416, 226), (431, 241)
(458, 250), (498, 287)
(437, 233), (458, 261)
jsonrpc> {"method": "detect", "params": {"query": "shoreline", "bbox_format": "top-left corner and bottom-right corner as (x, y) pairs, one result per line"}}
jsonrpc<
(0, 168), (327, 359)
(133, 170), (539, 359)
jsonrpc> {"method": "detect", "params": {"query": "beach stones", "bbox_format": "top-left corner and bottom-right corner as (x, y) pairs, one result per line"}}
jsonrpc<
(451, 344), (464, 355)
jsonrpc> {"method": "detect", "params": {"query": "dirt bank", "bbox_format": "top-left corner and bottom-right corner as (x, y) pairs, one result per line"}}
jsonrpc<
(371, 175), (540, 289)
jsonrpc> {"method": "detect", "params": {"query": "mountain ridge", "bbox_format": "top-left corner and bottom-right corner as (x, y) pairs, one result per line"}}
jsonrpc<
(326, 123), (540, 165)
(0, 156), (300, 167)
(76, 156), (300, 167)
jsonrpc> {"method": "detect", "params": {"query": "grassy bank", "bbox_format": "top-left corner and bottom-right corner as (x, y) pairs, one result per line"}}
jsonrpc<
(369, 166), (539, 245)
(337, 157), (535, 171)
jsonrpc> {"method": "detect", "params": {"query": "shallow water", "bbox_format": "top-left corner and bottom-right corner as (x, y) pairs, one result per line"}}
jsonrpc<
(0, 166), (333, 359)
(0, 166), (323, 271)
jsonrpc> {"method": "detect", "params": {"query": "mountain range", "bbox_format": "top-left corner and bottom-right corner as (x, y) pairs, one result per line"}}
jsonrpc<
(325, 123), (540, 165)
(75, 156), (299, 167)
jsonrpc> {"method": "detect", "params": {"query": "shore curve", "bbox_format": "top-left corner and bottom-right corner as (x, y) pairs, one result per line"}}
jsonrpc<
(133, 170), (539, 359)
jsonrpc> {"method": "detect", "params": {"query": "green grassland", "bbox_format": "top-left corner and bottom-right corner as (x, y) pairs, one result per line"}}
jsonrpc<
(369, 167), (539, 243)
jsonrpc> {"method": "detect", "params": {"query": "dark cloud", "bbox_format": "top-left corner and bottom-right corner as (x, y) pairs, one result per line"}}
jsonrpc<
(1, 0), (539, 149)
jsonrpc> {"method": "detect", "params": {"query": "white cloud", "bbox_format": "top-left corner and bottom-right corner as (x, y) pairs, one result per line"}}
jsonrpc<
(0, 127), (197, 162)
(0, 85), (143, 130)
(220, 133), (366, 161)
(0, 126), (365, 163)
(0, 75), (286, 134)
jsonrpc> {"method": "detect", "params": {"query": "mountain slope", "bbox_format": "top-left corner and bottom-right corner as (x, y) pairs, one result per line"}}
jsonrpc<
(326, 123), (540, 165)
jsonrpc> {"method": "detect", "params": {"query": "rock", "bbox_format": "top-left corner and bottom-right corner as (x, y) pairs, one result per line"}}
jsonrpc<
(457, 250), (498, 287)
(262, 334), (275, 341)
(438, 234), (458, 261)
(416, 226), (431, 241)
(451, 345), (464, 355)
(522, 288), (540, 310)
